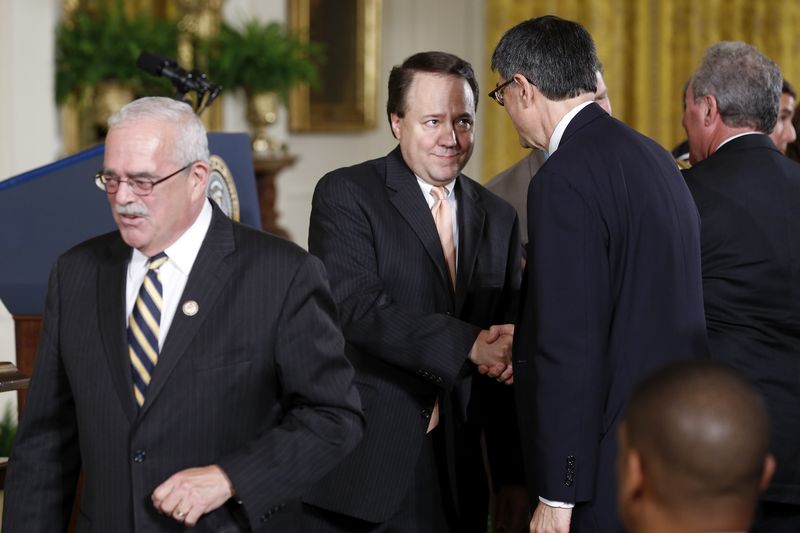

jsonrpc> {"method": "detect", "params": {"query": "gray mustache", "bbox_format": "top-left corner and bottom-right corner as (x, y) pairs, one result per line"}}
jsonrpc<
(116, 204), (149, 217)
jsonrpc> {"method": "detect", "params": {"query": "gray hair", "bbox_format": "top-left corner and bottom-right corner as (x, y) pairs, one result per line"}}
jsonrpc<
(491, 15), (598, 100)
(108, 97), (210, 164)
(691, 41), (781, 133)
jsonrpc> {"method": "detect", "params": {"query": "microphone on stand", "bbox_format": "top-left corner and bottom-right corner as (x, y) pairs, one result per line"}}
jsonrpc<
(136, 52), (222, 113)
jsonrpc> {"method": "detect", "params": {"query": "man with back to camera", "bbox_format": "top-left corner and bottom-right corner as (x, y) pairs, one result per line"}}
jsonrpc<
(490, 15), (709, 533)
(682, 41), (800, 533)
(2, 96), (364, 532)
(617, 359), (775, 533)
(303, 51), (529, 533)
(485, 69), (612, 247)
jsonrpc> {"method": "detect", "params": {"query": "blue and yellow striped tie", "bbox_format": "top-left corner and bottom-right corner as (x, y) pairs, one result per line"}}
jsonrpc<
(128, 252), (168, 407)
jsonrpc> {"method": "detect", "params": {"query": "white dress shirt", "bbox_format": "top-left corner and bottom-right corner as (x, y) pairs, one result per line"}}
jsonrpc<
(125, 200), (213, 348)
(417, 176), (459, 268)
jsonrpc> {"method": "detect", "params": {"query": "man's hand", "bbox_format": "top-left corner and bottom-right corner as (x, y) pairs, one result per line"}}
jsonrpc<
(471, 324), (515, 384)
(493, 484), (529, 532)
(152, 465), (234, 527)
(530, 502), (572, 533)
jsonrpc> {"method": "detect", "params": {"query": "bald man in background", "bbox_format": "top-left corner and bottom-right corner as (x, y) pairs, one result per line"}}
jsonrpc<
(617, 360), (775, 533)
(485, 69), (611, 246)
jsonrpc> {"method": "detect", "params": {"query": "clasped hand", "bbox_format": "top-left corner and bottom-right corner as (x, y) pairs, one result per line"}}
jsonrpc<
(469, 324), (514, 384)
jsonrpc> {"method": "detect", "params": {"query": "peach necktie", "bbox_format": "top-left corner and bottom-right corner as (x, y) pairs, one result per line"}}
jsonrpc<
(430, 186), (456, 289)
(427, 186), (456, 432)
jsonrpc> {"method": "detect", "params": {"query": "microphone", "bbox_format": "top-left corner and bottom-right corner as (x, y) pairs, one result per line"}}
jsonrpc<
(136, 52), (222, 110)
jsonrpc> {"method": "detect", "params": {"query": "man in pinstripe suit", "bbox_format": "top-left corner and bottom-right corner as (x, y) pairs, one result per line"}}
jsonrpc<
(3, 97), (364, 532)
(303, 52), (528, 532)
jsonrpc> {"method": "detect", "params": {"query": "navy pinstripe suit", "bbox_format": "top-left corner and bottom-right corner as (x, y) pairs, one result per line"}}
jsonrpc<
(3, 204), (364, 532)
(303, 147), (524, 530)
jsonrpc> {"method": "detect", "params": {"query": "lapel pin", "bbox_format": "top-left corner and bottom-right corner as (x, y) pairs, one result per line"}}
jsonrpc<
(182, 300), (199, 316)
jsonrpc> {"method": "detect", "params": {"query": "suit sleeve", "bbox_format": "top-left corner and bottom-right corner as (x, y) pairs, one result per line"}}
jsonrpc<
(308, 173), (480, 389)
(2, 262), (82, 532)
(527, 171), (610, 503)
(217, 253), (364, 526)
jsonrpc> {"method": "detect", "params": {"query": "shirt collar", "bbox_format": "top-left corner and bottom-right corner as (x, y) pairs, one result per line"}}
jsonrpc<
(129, 199), (213, 276)
(715, 131), (763, 152)
(416, 176), (457, 198)
(548, 100), (594, 155)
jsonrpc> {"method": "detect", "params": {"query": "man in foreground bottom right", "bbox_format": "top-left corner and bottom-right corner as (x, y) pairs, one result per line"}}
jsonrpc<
(617, 360), (774, 533)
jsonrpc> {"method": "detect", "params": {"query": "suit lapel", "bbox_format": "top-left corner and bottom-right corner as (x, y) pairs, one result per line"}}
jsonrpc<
(455, 177), (485, 314)
(137, 206), (235, 419)
(97, 237), (137, 423)
(385, 148), (452, 293)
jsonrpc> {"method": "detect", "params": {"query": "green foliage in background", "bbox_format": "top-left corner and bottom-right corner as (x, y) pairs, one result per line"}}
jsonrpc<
(0, 404), (16, 458)
(210, 20), (324, 101)
(55, 0), (178, 105)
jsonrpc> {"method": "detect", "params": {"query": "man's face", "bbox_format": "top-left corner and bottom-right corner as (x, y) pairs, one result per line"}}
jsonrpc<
(682, 85), (712, 165)
(595, 71), (612, 115)
(104, 119), (205, 256)
(769, 92), (796, 153)
(391, 72), (475, 185)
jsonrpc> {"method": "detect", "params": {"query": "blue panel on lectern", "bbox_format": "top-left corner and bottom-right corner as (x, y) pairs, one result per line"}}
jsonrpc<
(0, 132), (259, 315)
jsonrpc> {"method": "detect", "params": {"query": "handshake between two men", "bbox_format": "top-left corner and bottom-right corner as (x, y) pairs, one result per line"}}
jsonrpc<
(469, 324), (515, 384)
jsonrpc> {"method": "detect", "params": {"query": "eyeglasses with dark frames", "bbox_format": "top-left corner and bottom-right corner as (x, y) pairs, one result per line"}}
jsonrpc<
(94, 162), (195, 196)
(488, 76), (534, 107)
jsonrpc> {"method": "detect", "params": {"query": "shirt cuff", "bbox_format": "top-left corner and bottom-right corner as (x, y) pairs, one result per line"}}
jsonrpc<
(539, 496), (575, 509)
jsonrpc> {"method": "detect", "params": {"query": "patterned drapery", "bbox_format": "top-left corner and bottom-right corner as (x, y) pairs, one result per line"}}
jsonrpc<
(482, 0), (800, 179)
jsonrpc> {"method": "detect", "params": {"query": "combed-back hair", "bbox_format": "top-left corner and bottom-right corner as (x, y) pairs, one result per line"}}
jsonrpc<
(691, 41), (781, 133)
(491, 15), (598, 100)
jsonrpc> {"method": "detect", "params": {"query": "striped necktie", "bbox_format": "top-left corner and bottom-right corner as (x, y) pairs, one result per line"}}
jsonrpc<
(129, 252), (168, 407)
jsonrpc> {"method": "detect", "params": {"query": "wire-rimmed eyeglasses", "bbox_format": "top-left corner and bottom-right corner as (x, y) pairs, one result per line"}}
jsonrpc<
(94, 162), (195, 196)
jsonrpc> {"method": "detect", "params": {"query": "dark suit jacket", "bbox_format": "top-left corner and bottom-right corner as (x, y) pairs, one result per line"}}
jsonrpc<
(2, 204), (364, 532)
(485, 150), (547, 244)
(683, 134), (800, 505)
(304, 147), (524, 528)
(513, 103), (709, 532)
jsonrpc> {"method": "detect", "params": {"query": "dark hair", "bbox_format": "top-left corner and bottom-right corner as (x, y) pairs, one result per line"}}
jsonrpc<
(625, 360), (770, 502)
(386, 51), (478, 134)
(491, 15), (598, 100)
(783, 79), (796, 99)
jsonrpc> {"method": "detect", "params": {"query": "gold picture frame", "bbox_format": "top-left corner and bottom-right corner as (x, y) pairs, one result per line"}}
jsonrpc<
(288, 0), (381, 132)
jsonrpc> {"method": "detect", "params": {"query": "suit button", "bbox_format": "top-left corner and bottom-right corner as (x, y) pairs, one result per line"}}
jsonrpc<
(435, 376), (443, 384)
(133, 450), (146, 463)
(421, 409), (431, 419)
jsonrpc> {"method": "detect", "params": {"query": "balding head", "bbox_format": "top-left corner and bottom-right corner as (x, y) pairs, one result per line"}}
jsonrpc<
(618, 360), (774, 533)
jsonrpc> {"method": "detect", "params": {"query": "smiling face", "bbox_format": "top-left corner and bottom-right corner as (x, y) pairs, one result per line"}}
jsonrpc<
(390, 72), (475, 185)
(104, 118), (207, 256)
(769, 92), (797, 153)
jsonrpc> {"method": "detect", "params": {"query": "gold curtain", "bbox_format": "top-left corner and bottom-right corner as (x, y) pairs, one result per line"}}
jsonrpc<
(482, 0), (800, 180)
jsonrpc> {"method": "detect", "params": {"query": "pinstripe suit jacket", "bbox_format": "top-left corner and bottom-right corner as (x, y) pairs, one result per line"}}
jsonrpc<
(304, 147), (524, 528)
(2, 204), (364, 532)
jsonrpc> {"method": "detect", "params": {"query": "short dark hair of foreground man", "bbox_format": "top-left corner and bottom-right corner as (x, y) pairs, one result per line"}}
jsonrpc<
(2, 96), (363, 532)
(682, 40), (800, 533)
(618, 360), (775, 533)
